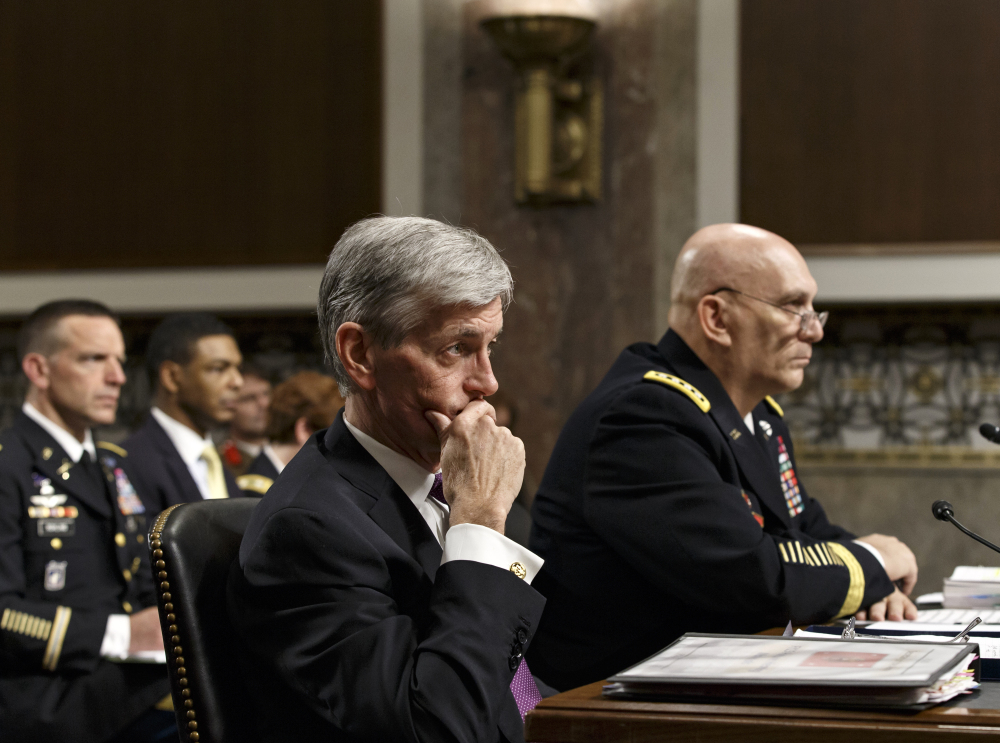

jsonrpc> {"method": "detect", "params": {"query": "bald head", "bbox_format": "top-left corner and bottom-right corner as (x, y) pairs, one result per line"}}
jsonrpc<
(668, 224), (810, 330)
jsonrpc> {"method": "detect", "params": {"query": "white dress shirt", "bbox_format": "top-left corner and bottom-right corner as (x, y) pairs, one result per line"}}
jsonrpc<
(261, 445), (285, 475)
(22, 403), (131, 658)
(343, 418), (543, 582)
(746, 408), (884, 568)
(151, 407), (216, 501)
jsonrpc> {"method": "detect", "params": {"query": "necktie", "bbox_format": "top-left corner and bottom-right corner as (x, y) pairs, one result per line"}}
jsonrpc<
(200, 444), (229, 499)
(428, 471), (542, 718)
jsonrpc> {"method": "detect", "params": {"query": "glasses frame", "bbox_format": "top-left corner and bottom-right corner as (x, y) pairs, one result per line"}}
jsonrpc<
(711, 287), (828, 333)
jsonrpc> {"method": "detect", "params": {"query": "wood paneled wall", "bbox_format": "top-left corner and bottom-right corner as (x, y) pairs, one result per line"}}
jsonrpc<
(0, 1), (380, 270)
(741, 0), (1000, 246)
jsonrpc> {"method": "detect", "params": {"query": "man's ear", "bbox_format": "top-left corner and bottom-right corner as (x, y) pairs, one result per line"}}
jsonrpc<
(293, 416), (313, 446)
(696, 295), (733, 348)
(22, 353), (50, 390)
(336, 323), (377, 392)
(158, 361), (183, 396)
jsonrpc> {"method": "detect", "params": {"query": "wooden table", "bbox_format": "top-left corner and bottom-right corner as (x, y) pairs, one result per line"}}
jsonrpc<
(525, 680), (1000, 741)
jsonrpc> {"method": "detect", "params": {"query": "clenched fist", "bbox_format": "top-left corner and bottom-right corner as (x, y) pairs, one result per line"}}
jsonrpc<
(425, 399), (525, 534)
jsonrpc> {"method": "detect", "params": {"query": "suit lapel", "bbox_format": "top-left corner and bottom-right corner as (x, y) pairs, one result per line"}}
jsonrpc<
(145, 417), (206, 505)
(323, 416), (443, 580)
(15, 413), (113, 519)
(659, 333), (792, 529)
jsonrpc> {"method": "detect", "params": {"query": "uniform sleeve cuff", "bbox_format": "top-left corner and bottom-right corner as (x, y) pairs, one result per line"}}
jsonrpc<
(852, 539), (886, 568)
(442, 523), (544, 584)
(100, 614), (131, 659)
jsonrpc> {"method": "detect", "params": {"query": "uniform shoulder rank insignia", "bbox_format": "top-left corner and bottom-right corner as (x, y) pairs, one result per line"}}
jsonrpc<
(97, 441), (127, 457)
(642, 371), (711, 413)
(236, 474), (274, 495)
(764, 395), (784, 417)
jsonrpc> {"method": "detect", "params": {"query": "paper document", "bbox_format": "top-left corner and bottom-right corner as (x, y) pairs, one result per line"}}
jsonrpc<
(944, 566), (1000, 608)
(916, 608), (1000, 625)
(797, 628), (1000, 659)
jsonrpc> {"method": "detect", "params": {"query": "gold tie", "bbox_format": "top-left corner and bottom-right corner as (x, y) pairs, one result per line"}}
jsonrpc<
(200, 445), (229, 499)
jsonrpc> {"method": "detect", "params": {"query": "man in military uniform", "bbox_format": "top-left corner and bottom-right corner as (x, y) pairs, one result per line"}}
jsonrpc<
(0, 300), (172, 742)
(528, 224), (919, 691)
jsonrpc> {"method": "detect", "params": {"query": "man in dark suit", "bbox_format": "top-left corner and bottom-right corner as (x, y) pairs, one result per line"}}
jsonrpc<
(528, 224), (919, 691)
(123, 314), (244, 511)
(0, 300), (172, 742)
(228, 216), (548, 742)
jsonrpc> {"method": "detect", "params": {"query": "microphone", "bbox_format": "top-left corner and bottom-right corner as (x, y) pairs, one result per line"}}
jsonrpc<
(932, 500), (1000, 557)
(980, 423), (1000, 443)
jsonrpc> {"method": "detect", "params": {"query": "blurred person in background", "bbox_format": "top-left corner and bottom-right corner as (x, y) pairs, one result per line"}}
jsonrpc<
(236, 371), (344, 496)
(123, 313), (245, 510)
(218, 365), (272, 478)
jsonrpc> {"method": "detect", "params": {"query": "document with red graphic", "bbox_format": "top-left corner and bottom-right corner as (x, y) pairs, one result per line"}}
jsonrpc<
(604, 634), (979, 708)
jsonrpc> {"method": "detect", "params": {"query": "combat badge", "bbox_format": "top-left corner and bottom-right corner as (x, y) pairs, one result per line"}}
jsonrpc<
(43, 560), (67, 591)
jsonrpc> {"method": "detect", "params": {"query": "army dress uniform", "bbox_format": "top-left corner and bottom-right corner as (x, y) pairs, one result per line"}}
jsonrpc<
(0, 411), (169, 742)
(527, 329), (896, 691)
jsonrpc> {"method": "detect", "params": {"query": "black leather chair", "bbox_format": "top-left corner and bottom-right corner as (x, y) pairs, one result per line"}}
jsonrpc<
(148, 498), (262, 743)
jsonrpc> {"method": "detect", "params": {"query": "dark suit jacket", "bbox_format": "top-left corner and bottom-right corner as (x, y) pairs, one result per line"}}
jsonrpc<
(227, 413), (546, 742)
(122, 414), (242, 513)
(0, 413), (169, 742)
(527, 330), (895, 690)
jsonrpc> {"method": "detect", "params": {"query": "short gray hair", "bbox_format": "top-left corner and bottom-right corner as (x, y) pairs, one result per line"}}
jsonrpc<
(318, 216), (514, 394)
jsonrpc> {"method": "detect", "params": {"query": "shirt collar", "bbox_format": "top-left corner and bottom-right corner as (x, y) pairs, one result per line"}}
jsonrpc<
(262, 444), (286, 475)
(743, 411), (755, 435)
(343, 417), (437, 509)
(22, 402), (95, 463)
(151, 407), (214, 466)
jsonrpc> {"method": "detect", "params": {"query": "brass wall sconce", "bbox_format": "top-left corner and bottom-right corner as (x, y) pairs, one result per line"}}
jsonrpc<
(480, 3), (601, 204)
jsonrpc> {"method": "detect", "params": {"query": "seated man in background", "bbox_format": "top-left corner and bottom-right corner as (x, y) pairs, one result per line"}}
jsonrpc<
(528, 224), (918, 691)
(236, 370), (343, 495)
(124, 313), (245, 510)
(218, 365), (272, 477)
(228, 216), (548, 742)
(0, 301), (170, 742)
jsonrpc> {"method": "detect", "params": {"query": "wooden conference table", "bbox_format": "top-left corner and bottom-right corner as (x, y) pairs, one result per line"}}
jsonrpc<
(525, 681), (1000, 741)
(525, 625), (1000, 743)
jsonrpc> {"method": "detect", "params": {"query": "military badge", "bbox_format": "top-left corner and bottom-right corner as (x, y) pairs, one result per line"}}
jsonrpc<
(759, 420), (772, 440)
(741, 490), (765, 527)
(776, 435), (804, 517)
(43, 560), (67, 591)
(31, 473), (56, 496)
(113, 467), (145, 515)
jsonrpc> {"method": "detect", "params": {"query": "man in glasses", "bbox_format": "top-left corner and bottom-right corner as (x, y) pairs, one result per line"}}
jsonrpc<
(527, 223), (917, 692)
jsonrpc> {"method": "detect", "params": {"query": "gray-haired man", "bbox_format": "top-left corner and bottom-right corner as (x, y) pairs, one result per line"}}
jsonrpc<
(227, 217), (548, 742)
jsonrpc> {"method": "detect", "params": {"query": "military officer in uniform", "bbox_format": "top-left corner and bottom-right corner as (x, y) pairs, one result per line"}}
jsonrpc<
(528, 224), (919, 691)
(0, 300), (172, 742)
(235, 371), (343, 496)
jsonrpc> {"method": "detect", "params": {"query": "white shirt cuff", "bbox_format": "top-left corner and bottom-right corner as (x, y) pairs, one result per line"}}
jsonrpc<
(852, 539), (886, 568)
(100, 614), (131, 659)
(442, 523), (544, 584)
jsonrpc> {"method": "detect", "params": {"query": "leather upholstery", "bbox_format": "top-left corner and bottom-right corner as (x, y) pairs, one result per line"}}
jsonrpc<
(149, 498), (261, 743)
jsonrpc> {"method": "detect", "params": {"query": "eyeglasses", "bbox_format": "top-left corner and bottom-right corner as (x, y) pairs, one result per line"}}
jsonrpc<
(712, 288), (828, 333)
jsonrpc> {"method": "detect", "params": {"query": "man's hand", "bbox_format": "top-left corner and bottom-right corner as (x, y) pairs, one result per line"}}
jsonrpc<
(855, 587), (918, 622)
(128, 607), (165, 653)
(425, 400), (525, 534)
(855, 533), (918, 595)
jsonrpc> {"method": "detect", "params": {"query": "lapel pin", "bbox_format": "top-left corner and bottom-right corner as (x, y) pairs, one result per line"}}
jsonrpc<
(759, 420), (772, 440)
(42, 447), (52, 460)
(729, 429), (741, 440)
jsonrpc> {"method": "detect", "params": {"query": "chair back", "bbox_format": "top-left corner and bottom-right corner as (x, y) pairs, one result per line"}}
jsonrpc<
(149, 498), (261, 743)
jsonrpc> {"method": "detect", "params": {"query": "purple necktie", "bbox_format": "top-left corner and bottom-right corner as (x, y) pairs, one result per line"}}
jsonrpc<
(428, 472), (543, 719)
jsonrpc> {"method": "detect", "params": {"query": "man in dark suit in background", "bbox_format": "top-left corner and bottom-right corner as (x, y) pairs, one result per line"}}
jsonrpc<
(0, 300), (171, 742)
(124, 314), (244, 512)
(528, 224), (919, 691)
(228, 216), (548, 742)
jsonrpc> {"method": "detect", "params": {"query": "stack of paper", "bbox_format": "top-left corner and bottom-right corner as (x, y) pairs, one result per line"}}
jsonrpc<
(944, 566), (1000, 608)
(604, 633), (979, 709)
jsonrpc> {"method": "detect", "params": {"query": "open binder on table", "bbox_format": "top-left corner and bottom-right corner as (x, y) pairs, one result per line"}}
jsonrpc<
(603, 633), (980, 709)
